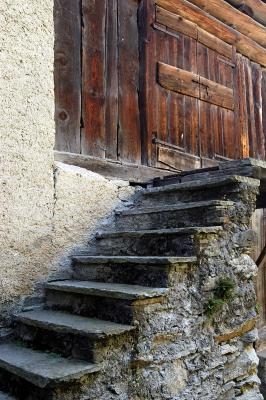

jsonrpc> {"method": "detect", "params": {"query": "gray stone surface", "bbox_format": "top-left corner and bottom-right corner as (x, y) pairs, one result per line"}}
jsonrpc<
(0, 343), (100, 388)
(46, 280), (168, 300)
(97, 226), (223, 239)
(73, 255), (197, 265)
(17, 309), (134, 338)
(117, 200), (235, 215)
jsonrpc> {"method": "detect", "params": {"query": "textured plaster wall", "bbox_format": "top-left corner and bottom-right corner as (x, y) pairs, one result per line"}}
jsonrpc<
(0, 0), (136, 324)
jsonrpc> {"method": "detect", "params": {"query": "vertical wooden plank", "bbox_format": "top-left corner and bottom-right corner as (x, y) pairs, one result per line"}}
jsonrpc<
(105, 0), (119, 160)
(252, 62), (265, 160)
(82, 0), (107, 157)
(222, 108), (235, 158)
(54, 0), (81, 153)
(156, 30), (169, 144)
(197, 42), (213, 158)
(139, 0), (157, 165)
(117, 0), (141, 164)
(262, 69), (266, 159)
(235, 54), (249, 158)
(167, 34), (179, 146)
(183, 36), (199, 156)
(244, 57), (257, 158)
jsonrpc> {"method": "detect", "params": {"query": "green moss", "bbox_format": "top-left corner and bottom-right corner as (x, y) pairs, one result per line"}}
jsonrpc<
(204, 276), (236, 318)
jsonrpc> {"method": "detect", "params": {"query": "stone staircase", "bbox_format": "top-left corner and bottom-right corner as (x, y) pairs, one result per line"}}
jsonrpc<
(0, 159), (264, 399)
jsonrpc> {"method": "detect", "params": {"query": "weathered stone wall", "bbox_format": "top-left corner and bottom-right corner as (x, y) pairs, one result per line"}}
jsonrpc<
(0, 0), (136, 326)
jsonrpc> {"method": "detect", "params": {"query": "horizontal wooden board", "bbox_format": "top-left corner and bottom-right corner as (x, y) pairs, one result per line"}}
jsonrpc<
(225, 0), (266, 27)
(54, 151), (176, 183)
(158, 62), (200, 98)
(158, 62), (234, 110)
(155, 0), (266, 67)
(158, 146), (201, 170)
(197, 28), (233, 60)
(156, 6), (198, 39)
(200, 76), (234, 110)
(188, 0), (266, 48)
(156, 6), (233, 59)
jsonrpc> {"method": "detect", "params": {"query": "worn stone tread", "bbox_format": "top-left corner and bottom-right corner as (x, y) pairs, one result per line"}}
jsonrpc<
(96, 226), (223, 239)
(17, 309), (134, 338)
(116, 200), (234, 216)
(73, 255), (197, 265)
(46, 280), (168, 300)
(145, 175), (260, 195)
(0, 392), (16, 400)
(0, 343), (100, 389)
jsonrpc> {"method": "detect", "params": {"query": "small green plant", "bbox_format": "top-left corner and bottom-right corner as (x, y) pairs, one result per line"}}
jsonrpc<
(255, 302), (262, 315)
(204, 276), (236, 318)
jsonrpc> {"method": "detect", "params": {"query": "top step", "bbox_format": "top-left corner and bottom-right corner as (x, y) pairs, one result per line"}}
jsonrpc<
(145, 175), (260, 196)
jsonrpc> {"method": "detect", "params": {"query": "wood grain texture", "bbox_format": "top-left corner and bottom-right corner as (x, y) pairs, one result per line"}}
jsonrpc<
(105, 0), (119, 160)
(225, 0), (266, 27)
(158, 146), (201, 170)
(82, 0), (107, 157)
(54, 0), (81, 153)
(117, 0), (141, 164)
(188, 0), (266, 48)
(158, 62), (234, 110)
(156, 6), (198, 39)
(155, 0), (266, 66)
(139, 0), (158, 165)
(158, 62), (200, 98)
(199, 76), (234, 110)
(252, 62), (265, 160)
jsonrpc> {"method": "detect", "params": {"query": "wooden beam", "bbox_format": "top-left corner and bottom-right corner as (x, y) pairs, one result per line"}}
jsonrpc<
(54, 151), (176, 183)
(225, 0), (266, 27)
(158, 146), (201, 170)
(158, 62), (234, 110)
(155, 0), (266, 67)
(156, 6), (233, 59)
(188, 0), (266, 48)
(158, 62), (200, 98)
(200, 76), (234, 110)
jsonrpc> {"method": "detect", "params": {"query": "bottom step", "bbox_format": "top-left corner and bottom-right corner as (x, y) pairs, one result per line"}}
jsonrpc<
(0, 392), (15, 400)
(0, 343), (100, 389)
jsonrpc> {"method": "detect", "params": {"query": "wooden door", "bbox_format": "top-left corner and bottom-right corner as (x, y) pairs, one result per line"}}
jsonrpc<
(55, 0), (142, 165)
(140, 2), (238, 170)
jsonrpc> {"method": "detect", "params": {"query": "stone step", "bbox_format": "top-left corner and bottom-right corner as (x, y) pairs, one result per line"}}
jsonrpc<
(0, 392), (15, 400)
(94, 226), (222, 256)
(0, 343), (100, 389)
(46, 280), (168, 301)
(72, 255), (197, 286)
(115, 200), (234, 230)
(141, 175), (259, 205)
(17, 309), (135, 339)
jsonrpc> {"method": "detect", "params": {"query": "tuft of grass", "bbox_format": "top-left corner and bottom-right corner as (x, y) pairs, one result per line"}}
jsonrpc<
(204, 276), (235, 318)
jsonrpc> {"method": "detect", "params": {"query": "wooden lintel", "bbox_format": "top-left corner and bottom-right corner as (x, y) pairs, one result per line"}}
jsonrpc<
(54, 151), (176, 183)
(155, 0), (266, 67)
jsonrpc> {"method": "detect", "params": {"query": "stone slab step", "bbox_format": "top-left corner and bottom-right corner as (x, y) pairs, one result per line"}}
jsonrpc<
(0, 343), (100, 389)
(115, 200), (234, 216)
(0, 392), (15, 400)
(72, 255), (197, 266)
(46, 280), (168, 300)
(17, 309), (134, 339)
(145, 175), (260, 196)
(96, 226), (223, 239)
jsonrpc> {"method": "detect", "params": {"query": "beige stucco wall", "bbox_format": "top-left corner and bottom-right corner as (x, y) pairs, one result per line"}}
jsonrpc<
(0, 0), (136, 323)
